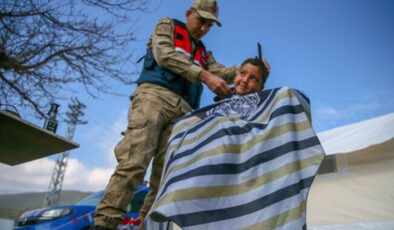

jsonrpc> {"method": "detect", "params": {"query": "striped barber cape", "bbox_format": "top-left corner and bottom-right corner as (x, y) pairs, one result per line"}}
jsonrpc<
(145, 87), (325, 230)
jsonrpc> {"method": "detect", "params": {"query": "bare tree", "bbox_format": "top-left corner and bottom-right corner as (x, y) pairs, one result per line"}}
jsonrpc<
(0, 0), (153, 118)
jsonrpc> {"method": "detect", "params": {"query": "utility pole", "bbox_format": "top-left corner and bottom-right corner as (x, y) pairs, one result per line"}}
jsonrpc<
(42, 98), (87, 207)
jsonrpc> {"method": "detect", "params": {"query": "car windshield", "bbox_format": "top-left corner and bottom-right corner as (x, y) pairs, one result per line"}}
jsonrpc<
(75, 190), (104, 206)
(75, 186), (148, 208)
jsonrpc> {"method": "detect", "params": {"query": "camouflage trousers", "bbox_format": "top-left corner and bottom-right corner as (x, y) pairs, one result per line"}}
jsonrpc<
(95, 83), (191, 229)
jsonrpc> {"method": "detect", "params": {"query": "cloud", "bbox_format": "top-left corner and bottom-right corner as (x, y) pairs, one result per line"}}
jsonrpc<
(314, 105), (339, 117)
(0, 157), (114, 194)
(62, 158), (115, 192)
(87, 168), (114, 189)
(0, 158), (54, 193)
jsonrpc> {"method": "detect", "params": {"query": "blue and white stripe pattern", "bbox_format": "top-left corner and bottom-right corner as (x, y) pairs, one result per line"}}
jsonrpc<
(145, 87), (325, 230)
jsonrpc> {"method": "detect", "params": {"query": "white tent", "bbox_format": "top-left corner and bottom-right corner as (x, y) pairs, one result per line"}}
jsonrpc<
(307, 112), (394, 229)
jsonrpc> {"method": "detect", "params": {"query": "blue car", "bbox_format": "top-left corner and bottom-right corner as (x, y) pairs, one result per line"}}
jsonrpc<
(14, 185), (149, 230)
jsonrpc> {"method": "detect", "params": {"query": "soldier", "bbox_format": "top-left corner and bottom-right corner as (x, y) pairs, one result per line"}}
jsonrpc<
(94, 1), (262, 229)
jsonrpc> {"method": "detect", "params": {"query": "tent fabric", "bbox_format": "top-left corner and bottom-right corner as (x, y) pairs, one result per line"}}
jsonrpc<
(307, 137), (394, 227)
(307, 112), (394, 229)
(145, 87), (325, 230)
(308, 220), (394, 230)
(317, 112), (394, 155)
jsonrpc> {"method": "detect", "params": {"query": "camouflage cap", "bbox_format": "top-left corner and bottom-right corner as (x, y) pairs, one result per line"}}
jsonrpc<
(191, 0), (221, 27)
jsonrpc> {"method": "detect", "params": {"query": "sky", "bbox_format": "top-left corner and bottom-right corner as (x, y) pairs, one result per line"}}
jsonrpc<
(1, 0), (393, 195)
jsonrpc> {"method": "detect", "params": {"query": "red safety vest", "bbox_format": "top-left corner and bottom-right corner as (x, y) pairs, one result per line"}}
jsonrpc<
(173, 19), (208, 69)
(136, 19), (207, 109)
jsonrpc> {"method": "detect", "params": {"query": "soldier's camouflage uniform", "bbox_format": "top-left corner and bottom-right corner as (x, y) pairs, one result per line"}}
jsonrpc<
(95, 17), (238, 229)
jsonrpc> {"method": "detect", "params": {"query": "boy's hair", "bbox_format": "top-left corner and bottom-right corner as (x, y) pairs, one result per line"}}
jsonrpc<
(241, 58), (269, 87)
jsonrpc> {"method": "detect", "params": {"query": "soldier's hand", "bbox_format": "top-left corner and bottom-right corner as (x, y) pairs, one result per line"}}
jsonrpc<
(262, 58), (271, 73)
(199, 69), (233, 99)
(255, 56), (271, 73)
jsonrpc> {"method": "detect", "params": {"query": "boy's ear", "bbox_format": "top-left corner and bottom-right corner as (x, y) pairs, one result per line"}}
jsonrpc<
(259, 85), (264, 92)
(259, 81), (265, 92)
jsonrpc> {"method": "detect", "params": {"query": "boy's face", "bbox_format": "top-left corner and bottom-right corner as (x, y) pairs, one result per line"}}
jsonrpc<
(234, 63), (264, 96)
(186, 10), (214, 41)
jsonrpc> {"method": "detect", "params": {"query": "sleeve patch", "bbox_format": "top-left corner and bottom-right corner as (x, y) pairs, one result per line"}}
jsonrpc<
(155, 18), (172, 36)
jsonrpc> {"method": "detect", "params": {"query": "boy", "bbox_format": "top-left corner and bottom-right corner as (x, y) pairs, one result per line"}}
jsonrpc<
(233, 57), (270, 96)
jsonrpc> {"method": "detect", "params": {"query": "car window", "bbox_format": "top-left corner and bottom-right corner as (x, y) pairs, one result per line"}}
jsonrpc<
(75, 187), (148, 211)
(126, 189), (147, 213)
(126, 195), (144, 213)
(76, 191), (104, 206)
